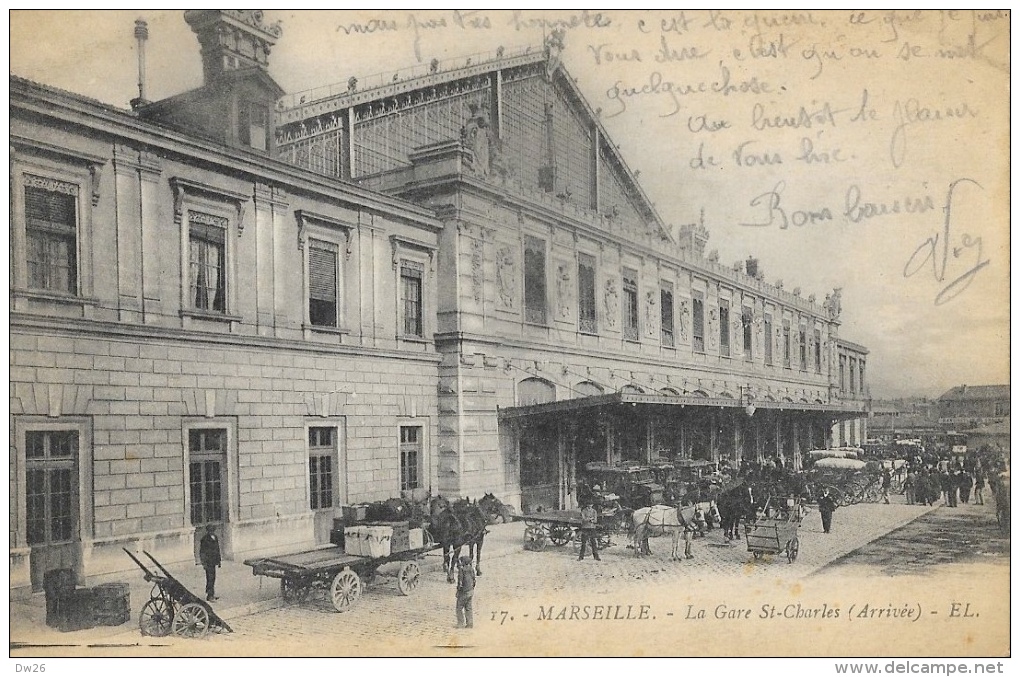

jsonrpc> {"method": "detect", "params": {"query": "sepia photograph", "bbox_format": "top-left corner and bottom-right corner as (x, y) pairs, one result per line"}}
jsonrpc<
(8, 9), (1011, 665)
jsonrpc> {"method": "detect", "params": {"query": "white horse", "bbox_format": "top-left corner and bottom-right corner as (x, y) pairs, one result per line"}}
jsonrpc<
(631, 505), (698, 560)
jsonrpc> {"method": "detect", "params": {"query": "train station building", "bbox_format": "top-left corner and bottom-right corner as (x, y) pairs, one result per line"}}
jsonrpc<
(9, 11), (870, 593)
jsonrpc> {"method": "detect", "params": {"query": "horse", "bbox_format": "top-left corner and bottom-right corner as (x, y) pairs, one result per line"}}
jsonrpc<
(630, 504), (698, 560)
(477, 493), (513, 524)
(429, 497), (488, 583)
(715, 482), (758, 541)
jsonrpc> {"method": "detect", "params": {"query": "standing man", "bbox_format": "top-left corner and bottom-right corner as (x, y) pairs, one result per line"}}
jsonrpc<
(578, 500), (602, 561)
(199, 524), (221, 602)
(881, 468), (893, 504)
(455, 554), (476, 629)
(817, 489), (837, 534)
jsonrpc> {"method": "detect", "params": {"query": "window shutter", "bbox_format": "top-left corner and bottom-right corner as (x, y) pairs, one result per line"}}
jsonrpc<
(309, 246), (337, 301)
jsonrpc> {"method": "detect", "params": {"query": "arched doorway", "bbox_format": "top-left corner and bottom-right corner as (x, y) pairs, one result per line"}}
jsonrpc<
(516, 378), (560, 513)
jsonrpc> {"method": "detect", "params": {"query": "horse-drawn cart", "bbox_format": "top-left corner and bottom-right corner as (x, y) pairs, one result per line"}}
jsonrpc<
(244, 539), (441, 613)
(516, 510), (621, 552)
(744, 508), (800, 563)
(124, 549), (234, 638)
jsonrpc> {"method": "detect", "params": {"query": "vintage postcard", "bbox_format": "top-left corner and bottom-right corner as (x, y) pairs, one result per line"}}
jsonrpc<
(8, 10), (1010, 664)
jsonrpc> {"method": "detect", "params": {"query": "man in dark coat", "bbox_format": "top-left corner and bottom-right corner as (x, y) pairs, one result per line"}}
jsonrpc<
(199, 525), (222, 602)
(817, 489), (837, 534)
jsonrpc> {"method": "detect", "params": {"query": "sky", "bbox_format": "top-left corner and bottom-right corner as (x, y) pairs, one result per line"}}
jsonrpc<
(9, 10), (1011, 399)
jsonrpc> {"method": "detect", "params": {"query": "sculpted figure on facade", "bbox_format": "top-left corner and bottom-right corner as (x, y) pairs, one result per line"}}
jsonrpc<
(603, 277), (619, 329)
(556, 263), (572, 319)
(496, 245), (516, 309)
(825, 287), (843, 320)
(678, 298), (690, 342)
(461, 102), (491, 175)
(644, 290), (657, 337)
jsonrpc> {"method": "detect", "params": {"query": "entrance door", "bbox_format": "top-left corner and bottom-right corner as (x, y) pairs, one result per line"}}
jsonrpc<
(26, 430), (79, 590)
(309, 426), (340, 545)
(520, 420), (560, 513)
(189, 429), (226, 559)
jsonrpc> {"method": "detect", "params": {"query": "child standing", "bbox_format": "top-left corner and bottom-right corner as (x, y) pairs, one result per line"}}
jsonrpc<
(455, 554), (476, 629)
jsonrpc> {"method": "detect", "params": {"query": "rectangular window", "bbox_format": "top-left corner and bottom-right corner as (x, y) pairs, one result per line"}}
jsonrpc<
(25, 431), (78, 546)
(578, 253), (597, 334)
(401, 261), (424, 337)
(309, 241), (339, 327)
(622, 269), (639, 341)
(839, 355), (847, 393)
(814, 329), (822, 373)
(849, 358), (858, 395)
(764, 313), (773, 366)
(660, 283), (674, 347)
(239, 102), (269, 151)
(692, 292), (705, 353)
(399, 426), (423, 492)
(742, 307), (753, 361)
(524, 236), (547, 324)
(189, 429), (226, 526)
(782, 320), (791, 368)
(25, 183), (78, 294)
(859, 360), (866, 395)
(719, 300), (730, 357)
(188, 214), (227, 313)
(308, 427), (336, 511)
(799, 324), (808, 371)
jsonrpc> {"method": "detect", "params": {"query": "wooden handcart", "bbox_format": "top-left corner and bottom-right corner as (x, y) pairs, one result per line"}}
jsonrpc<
(243, 540), (441, 613)
(123, 549), (234, 638)
(744, 503), (800, 564)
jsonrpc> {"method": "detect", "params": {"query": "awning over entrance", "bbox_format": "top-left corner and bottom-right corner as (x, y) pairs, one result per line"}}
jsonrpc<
(498, 391), (868, 420)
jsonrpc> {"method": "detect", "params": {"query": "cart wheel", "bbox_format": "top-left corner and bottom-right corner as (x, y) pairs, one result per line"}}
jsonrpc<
(281, 578), (311, 604)
(787, 537), (799, 563)
(171, 602), (210, 639)
(524, 526), (547, 552)
(330, 568), (362, 612)
(139, 598), (173, 637)
(397, 561), (421, 596)
(548, 525), (573, 546)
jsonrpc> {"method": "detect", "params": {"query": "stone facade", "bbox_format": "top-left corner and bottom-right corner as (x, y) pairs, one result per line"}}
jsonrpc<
(10, 62), (441, 594)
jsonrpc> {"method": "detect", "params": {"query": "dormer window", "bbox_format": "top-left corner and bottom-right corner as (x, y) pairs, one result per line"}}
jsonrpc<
(239, 102), (268, 151)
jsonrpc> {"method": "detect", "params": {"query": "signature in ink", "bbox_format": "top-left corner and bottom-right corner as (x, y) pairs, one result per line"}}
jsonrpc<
(903, 178), (990, 306)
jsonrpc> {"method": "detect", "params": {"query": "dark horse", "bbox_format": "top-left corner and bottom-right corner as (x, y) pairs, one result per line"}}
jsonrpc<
(429, 497), (488, 583)
(715, 482), (758, 541)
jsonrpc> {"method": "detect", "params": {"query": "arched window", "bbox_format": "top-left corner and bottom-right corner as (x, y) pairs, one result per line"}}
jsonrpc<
(517, 377), (556, 406)
(658, 387), (681, 397)
(690, 390), (709, 398)
(573, 381), (604, 398)
(620, 385), (644, 395)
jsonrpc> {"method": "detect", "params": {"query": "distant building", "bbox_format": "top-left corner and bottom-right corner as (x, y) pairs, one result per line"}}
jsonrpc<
(938, 385), (1010, 425)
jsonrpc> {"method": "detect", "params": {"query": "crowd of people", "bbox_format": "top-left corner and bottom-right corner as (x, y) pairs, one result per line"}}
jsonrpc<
(901, 451), (1000, 508)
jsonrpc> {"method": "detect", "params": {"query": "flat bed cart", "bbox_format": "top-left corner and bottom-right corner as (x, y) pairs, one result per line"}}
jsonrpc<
(244, 543), (439, 613)
(516, 510), (614, 551)
(123, 549), (234, 639)
(744, 511), (800, 563)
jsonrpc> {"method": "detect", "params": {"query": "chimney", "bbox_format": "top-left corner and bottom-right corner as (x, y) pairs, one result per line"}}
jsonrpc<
(745, 256), (759, 279)
(130, 18), (150, 110)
